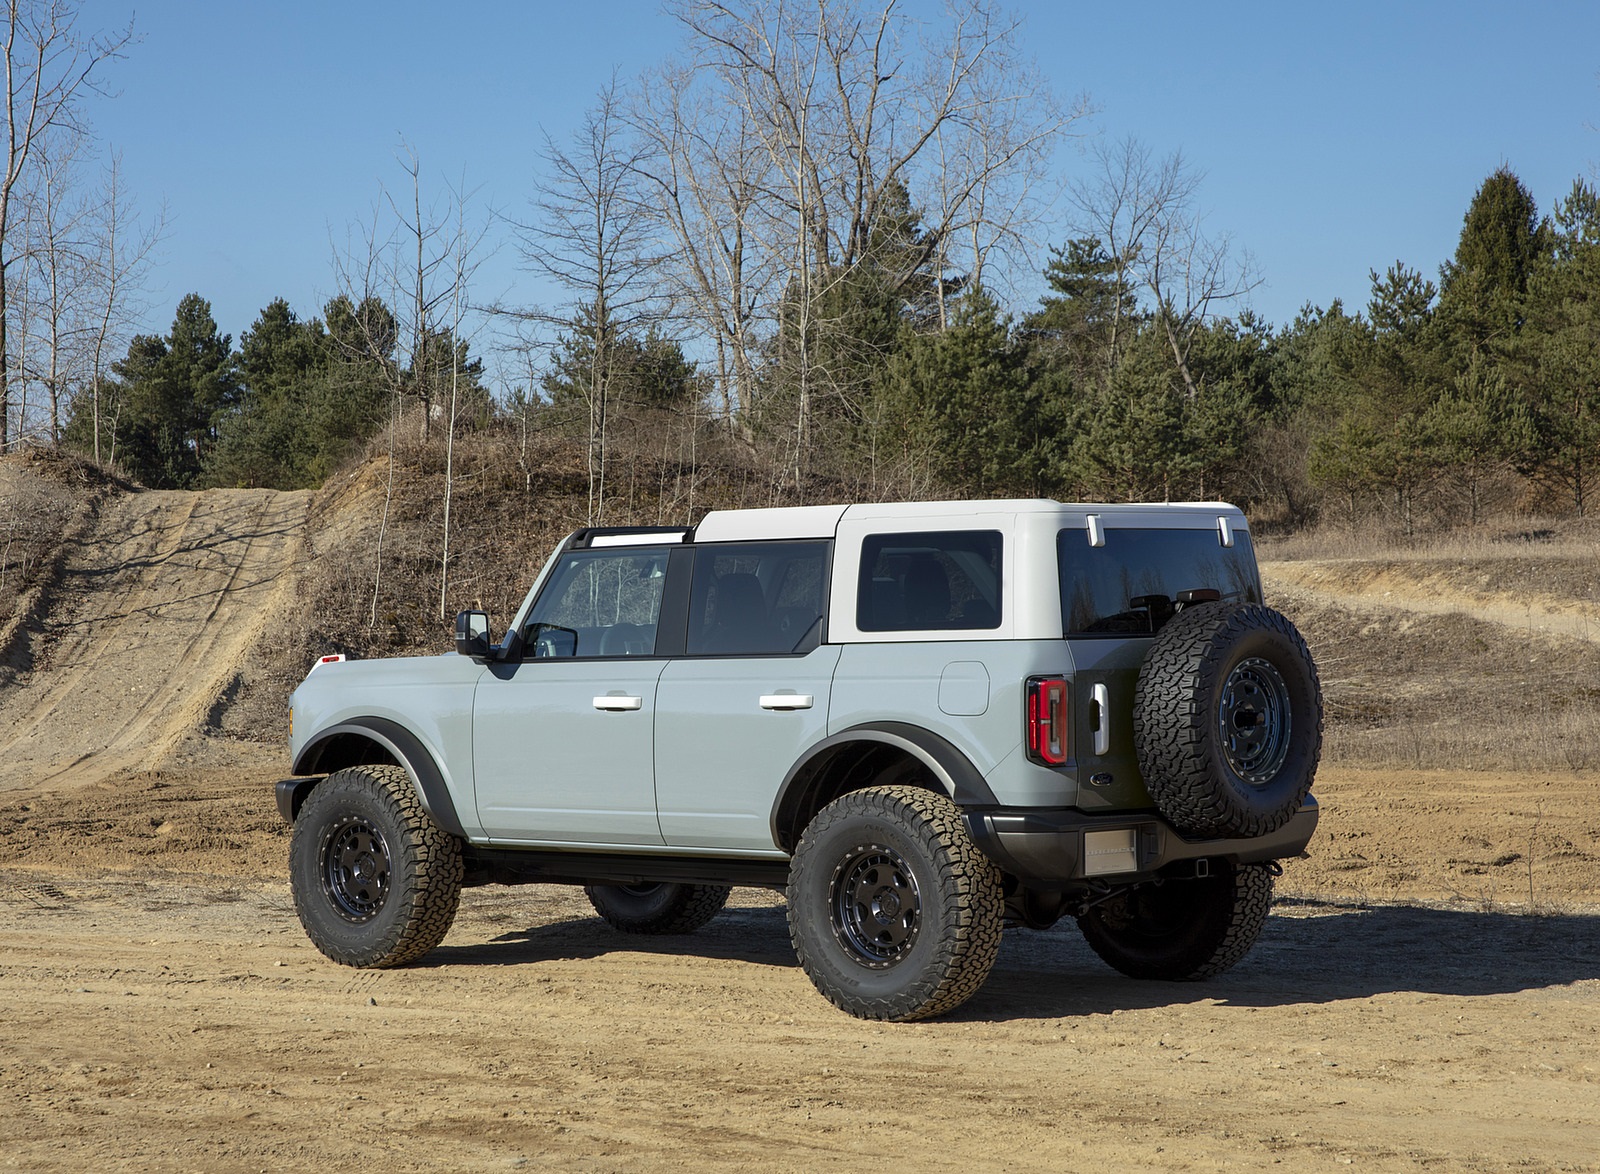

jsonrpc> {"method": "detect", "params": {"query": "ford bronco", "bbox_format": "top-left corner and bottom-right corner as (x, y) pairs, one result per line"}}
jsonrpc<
(277, 499), (1321, 1020)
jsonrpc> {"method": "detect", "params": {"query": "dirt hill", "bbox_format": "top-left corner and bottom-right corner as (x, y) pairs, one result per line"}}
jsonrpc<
(0, 485), (309, 792)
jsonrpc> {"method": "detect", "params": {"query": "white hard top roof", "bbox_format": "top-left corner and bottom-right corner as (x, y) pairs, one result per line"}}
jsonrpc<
(691, 499), (1245, 543)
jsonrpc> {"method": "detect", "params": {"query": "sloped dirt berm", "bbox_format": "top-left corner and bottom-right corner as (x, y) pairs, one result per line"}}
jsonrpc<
(0, 485), (310, 792)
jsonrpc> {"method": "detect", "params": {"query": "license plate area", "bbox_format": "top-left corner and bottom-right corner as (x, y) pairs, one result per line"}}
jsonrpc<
(1083, 828), (1139, 877)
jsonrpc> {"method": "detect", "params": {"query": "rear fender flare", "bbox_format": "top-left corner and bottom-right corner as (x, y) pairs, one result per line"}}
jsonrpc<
(770, 722), (997, 853)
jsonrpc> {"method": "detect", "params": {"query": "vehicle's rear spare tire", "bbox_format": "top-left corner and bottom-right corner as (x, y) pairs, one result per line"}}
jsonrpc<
(585, 882), (731, 934)
(1133, 601), (1322, 838)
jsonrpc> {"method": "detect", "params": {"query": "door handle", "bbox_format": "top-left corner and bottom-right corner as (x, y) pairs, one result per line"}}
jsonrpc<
(759, 694), (814, 711)
(1091, 683), (1110, 755)
(593, 695), (643, 711)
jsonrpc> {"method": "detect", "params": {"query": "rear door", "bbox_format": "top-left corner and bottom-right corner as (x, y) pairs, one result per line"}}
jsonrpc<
(653, 540), (836, 851)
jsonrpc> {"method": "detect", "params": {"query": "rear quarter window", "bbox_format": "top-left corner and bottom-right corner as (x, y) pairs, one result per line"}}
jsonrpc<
(857, 530), (1002, 632)
(1059, 527), (1260, 636)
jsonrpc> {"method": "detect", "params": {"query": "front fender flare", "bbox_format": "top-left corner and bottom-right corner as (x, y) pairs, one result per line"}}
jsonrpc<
(291, 716), (468, 839)
(769, 721), (998, 852)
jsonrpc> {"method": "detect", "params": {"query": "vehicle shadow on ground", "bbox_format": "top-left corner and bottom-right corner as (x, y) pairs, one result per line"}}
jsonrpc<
(429, 903), (801, 971)
(428, 897), (1600, 1020)
(972, 899), (1600, 1022)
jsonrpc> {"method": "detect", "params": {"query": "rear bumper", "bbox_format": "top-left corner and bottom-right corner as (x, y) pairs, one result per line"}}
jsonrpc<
(964, 797), (1319, 888)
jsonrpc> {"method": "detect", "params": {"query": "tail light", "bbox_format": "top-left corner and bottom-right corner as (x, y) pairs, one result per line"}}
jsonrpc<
(1026, 676), (1070, 766)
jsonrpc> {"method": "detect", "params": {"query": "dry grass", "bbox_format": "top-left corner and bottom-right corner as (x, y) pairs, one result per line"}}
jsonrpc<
(1267, 559), (1600, 774)
(1257, 512), (1600, 566)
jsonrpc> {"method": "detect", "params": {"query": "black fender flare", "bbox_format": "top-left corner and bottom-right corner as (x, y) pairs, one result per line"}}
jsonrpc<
(769, 721), (998, 853)
(291, 716), (469, 839)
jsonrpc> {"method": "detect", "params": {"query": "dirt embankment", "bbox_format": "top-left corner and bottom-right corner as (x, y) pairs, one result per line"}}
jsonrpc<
(0, 485), (310, 792)
(1, 459), (1597, 1171)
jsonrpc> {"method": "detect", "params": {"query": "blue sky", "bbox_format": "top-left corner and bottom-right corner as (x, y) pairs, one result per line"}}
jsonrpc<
(79, 0), (1599, 353)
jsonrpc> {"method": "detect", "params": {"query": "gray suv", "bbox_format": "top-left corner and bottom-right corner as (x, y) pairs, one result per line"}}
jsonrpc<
(278, 499), (1321, 1021)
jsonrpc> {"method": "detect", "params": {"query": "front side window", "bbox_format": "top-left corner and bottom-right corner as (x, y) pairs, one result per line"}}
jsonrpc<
(1058, 527), (1260, 636)
(686, 541), (828, 656)
(524, 548), (669, 656)
(856, 530), (1003, 632)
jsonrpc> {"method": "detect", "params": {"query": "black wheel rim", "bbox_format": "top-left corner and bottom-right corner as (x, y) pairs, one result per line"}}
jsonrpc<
(829, 843), (921, 968)
(1218, 656), (1291, 784)
(322, 815), (392, 921)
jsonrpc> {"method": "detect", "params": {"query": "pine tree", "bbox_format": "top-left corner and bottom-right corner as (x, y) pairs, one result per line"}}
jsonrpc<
(1438, 167), (1551, 357)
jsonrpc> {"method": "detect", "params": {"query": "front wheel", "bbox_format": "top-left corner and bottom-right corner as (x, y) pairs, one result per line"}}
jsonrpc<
(787, 785), (1004, 1021)
(1076, 860), (1274, 981)
(289, 764), (463, 967)
(584, 882), (731, 934)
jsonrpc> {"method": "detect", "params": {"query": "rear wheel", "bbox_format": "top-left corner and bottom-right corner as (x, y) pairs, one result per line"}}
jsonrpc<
(1076, 859), (1273, 981)
(584, 882), (731, 934)
(289, 764), (463, 967)
(787, 785), (1004, 1021)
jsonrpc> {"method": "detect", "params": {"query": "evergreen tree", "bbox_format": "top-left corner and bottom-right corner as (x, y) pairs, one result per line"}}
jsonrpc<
(542, 320), (699, 413)
(1516, 179), (1600, 514)
(1022, 237), (1133, 387)
(206, 298), (333, 488)
(1438, 166), (1551, 357)
(877, 290), (1054, 496)
(78, 294), (239, 488)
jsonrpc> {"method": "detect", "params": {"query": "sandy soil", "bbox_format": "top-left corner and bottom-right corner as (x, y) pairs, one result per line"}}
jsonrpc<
(0, 486), (310, 792)
(1, 478), (1597, 1171)
(2, 780), (1598, 1174)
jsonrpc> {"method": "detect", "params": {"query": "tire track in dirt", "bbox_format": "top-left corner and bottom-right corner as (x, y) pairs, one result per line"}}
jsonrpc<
(0, 488), (311, 791)
(1263, 559), (1600, 644)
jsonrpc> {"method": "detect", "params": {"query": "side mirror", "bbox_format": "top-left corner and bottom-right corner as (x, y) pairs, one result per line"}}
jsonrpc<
(454, 610), (492, 660)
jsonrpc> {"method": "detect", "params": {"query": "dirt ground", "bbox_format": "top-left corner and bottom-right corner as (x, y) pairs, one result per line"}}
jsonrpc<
(2, 467), (1598, 1171)
(2, 761), (1598, 1174)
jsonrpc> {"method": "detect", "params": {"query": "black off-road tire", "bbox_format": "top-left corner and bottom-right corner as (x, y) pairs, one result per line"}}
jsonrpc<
(584, 882), (732, 934)
(1077, 860), (1274, 981)
(1134, 601), (1322, 838)
(787, 785), (1004, 1022)
(289, 764), (463, 967)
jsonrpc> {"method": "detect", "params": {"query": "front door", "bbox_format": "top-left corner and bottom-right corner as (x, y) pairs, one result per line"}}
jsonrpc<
(473, 544), (674, 845)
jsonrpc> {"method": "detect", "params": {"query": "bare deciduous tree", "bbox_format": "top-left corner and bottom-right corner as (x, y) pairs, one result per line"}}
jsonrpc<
(514, 79), (662, 523)
(1070, 136), (1259, 397)
(0, 0), (130, 451)
(632, 59), (775, 448)
(334, 147), (487, 625)
(643, 0), (1084, 479)
(10, 130), (157, 458)
(82, 153), (161, 465)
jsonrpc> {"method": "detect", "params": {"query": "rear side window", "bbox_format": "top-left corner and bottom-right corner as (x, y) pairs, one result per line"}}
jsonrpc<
(857, 531), (1002, 632)
(1058, 527), (1260, 636)
(686, 541), (828, 656)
